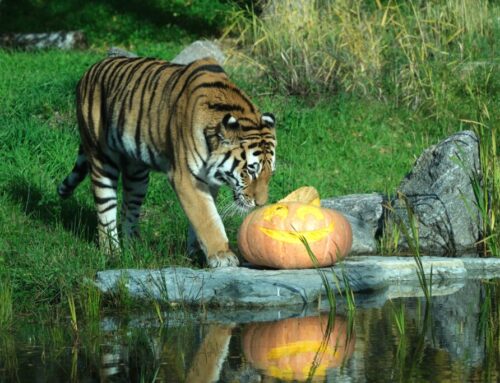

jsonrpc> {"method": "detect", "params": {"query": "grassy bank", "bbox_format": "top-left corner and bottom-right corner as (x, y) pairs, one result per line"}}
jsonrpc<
(0, 0), (499, 317)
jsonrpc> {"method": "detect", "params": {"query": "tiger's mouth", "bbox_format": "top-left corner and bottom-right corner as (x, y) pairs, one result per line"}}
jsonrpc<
(234, 194), (256, 211)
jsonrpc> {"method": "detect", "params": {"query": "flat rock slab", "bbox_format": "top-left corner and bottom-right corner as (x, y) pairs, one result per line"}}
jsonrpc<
(94, 256), (500, 308)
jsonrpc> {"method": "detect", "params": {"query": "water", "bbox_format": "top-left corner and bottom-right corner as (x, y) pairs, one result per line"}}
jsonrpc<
(1, 279), (498, 383)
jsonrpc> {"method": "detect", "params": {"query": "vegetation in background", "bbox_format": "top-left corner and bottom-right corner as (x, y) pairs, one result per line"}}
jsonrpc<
(0, 0), (237, 44)
(229, 0), (499, 108)
(230, 0), (499, 255)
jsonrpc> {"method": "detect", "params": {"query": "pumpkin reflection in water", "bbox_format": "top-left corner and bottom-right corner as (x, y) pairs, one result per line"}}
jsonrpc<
(242, 315), (355, 381)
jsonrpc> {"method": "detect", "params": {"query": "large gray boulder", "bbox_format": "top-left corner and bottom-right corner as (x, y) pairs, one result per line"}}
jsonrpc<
(321, 131), (482, 256)
(389, 130), (482, 254)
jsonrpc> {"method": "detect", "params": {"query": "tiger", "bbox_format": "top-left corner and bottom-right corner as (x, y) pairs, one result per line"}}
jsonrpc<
(57, 56), (276, 268)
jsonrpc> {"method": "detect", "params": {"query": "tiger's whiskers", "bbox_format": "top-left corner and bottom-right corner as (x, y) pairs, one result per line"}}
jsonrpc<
(220, 201), (239, 219)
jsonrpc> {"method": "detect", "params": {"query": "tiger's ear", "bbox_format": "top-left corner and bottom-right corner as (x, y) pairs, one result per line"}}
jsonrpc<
(216, 114), (239, 146)
(261, 113), (276, 128)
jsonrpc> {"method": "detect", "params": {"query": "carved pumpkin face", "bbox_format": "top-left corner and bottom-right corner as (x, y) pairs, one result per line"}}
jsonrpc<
(242, 315), (356, 381)
(238, 201), (352, 269)
(257, 203), (334, 243)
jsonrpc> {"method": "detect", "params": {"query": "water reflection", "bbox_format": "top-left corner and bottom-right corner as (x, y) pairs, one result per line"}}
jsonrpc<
(0, 278), (498, 382)
(242, 314), (355, 381)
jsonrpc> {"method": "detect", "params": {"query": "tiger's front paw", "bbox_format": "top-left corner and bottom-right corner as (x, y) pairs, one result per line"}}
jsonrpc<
(207, 251), (240, 268)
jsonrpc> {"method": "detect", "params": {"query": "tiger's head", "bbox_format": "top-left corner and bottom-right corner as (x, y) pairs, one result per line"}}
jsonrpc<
(205, 112), (276, 212)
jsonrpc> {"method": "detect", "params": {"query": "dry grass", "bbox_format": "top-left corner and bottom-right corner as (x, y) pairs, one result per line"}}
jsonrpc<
(226, 0), (499, 109)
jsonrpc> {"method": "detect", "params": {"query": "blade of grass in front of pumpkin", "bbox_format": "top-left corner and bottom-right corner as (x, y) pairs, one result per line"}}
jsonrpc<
(299, 236), (336, 312)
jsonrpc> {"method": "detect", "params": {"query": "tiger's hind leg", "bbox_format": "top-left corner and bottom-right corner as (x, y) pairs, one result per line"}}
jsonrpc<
(88, 153), (121, 254)
(57, 145), (89, 199)
(121, 162), (150, 239)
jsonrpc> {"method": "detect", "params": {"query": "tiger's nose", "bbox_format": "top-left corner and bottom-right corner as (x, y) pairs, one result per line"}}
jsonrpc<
(255, 194), (268, 207)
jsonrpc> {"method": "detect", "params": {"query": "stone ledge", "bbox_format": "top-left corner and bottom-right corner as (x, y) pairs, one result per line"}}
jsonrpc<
(94, 256), (500, 308)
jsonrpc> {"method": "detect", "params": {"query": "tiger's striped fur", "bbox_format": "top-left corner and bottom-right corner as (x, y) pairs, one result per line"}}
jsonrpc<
(57, 56), (276, 267)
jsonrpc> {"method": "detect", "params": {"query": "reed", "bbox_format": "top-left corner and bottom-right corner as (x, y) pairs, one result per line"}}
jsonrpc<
(391, 300), (406, 337)
(470, 121), (499, 256)
(394, 193), (433, 305)
(67, 292), (78, 333)
(300, 236), (337, 311)
(153, 300), (165, 325)
(0, 333), (18, 379)
(0, 278), (13, 329)
(379, 201), (402, 256)
(79, 282), (101, 322)
(341, 266), (356, 316)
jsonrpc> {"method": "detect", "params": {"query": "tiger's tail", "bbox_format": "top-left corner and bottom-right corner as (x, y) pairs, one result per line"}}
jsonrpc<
(57, 145), (89, 199)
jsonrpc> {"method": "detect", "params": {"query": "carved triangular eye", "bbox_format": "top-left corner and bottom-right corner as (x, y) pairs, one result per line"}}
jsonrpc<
(261, 113), (276, 128)
(222, 113), (239, 129)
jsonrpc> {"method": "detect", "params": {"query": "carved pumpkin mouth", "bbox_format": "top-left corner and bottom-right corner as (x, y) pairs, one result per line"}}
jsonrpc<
(258, 223), (334, 244)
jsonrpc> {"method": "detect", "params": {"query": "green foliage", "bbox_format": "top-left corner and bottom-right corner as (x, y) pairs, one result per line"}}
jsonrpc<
(0, 0), (237, 50)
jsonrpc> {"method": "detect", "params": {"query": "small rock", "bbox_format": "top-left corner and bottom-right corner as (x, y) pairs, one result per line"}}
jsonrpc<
(171, 40), (225, 65)
(107, 46), (138, 58)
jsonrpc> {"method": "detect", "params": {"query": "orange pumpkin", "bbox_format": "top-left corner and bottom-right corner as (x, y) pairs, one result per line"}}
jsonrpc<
(238, 187), (352, 269)
(242, 315), (355, 381)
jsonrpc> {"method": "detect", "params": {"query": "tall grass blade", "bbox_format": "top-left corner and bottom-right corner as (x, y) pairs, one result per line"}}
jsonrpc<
(394, 193), (433, 305)
(0, 278), (13, 329)
(67, 293), (78, 333)
(299, 236), (336, 312)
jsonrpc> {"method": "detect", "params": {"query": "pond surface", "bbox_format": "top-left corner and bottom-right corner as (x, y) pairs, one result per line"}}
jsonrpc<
(1, 279), (498, 383)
